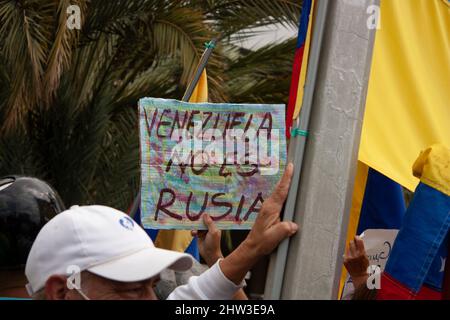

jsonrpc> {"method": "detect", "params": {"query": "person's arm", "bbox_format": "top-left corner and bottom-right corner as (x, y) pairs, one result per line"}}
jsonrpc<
(168, 163), (298, 300)
(167, 260), (244, 300)
(343, 236), (370, 289)
(231, 287), (249, 300)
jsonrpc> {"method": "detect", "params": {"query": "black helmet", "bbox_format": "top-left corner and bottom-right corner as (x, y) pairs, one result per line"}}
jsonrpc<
(0, 176), (66, 269)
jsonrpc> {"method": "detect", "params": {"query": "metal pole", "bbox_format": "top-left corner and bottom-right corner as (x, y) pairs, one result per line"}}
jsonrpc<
(266, 0), (330, 300)
(182, 38), (218, 101)
(129, 39), (218, 219)
(267, 0), (379, 299)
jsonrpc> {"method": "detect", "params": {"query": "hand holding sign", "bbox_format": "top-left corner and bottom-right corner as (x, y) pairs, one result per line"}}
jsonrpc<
(191, 215), (223, 267)
(344, 236), (370, 289)
(344, 236), (370, 276)
(244, 163), (298, 256)
(219, 163), (298, 285)
(341, 229), (399, 299)
(139, 98), (287, 230)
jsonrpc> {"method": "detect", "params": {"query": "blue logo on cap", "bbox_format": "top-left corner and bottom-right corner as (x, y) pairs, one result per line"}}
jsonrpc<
(119, 216), (134, 230)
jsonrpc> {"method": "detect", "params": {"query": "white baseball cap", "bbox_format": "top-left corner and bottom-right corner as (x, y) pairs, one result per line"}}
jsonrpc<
(25, 205), (193, 295)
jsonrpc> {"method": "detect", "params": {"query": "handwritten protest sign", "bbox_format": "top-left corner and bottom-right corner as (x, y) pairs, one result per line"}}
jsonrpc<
(341, 229), (399, 300)
(139, 98), (287, 230)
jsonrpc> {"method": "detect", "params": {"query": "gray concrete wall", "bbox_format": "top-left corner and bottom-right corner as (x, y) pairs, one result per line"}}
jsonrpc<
(265, 0), (379, 299)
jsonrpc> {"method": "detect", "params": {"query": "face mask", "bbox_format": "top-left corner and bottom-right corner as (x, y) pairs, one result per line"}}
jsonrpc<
(66, 273), (90, 300)
(74, 287), (90, 300)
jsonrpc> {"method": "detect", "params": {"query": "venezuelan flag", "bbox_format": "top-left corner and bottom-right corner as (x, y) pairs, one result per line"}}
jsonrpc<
(285, 0), (314, 138)
(339, 162), (407, 297)
(378, 145), (450, 299)
(338, 0), (450, 296)
(359, 0), (450, 191)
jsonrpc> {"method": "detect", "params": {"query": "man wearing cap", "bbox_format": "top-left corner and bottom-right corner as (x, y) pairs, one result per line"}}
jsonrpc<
(25, 163), (298, 300)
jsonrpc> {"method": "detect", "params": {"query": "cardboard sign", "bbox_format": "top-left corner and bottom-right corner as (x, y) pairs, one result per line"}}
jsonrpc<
(139, 98), (286, 230)
(341, 229), (399, 300)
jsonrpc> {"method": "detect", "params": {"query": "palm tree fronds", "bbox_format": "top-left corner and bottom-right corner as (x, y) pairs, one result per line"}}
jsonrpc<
(0, 0), (301, 210)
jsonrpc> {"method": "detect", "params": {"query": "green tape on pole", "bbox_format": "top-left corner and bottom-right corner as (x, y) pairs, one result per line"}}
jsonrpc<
(291, 128), (309, 137)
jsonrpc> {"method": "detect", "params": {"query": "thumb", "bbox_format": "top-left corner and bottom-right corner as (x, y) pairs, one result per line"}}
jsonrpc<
(203, 214), (217, 233)
(265, 221), (298, 251)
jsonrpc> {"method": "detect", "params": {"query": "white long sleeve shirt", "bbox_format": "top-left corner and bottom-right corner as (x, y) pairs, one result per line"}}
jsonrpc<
(167, 261), (245, 300)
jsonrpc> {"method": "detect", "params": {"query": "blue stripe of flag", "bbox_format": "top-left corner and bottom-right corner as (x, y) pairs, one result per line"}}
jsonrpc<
(385, 182), (450, 292)
(357, 168), (405, 235)
(296, 0), (313, 48)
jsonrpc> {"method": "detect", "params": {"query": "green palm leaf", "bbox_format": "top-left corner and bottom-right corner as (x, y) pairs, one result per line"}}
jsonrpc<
(0, 0), (302, 210)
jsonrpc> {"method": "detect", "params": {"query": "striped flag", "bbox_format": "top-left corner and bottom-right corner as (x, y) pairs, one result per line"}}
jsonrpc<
(339, 163), (406, 297)
(378, 145), (450, 299)
(359, 0), (450, 191)
(286, 0), (314, 138)
(340, 0), (450, 297)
